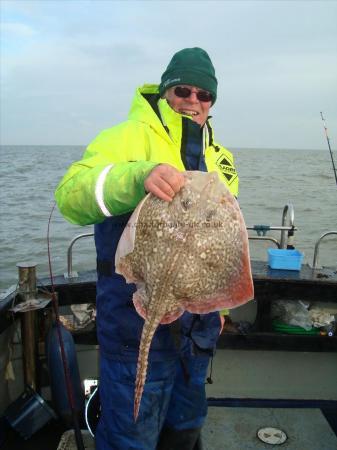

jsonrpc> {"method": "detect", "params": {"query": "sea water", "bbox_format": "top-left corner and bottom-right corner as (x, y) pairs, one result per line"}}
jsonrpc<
(0, 145), (336, 291)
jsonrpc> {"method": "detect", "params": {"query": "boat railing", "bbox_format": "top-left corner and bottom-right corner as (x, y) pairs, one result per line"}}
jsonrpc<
(247, 203), (297, 249)
(312, 231), (337, 269)
(65, 233), (94, 279)
(280, 203), (295, 248)
(65, 204), (297, 279)
(248, 236), (280, 248)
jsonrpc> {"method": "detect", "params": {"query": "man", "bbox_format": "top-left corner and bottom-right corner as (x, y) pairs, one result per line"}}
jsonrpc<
(56, 47), (238, 450)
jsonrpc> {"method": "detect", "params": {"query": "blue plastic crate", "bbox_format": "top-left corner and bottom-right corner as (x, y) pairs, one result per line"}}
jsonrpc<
(267, 248), (304, 271)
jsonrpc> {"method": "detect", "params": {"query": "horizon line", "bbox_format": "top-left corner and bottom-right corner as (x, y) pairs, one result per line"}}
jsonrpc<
(0, 144), (330, 152)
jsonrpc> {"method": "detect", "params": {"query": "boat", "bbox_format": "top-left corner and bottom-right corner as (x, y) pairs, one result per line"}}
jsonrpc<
(0, 204), (336, 449)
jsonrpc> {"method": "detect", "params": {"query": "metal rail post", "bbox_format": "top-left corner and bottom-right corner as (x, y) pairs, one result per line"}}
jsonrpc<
(280, 204), (295, 249)
(312, 231), (337, 269)
(66, 233), (94, 279)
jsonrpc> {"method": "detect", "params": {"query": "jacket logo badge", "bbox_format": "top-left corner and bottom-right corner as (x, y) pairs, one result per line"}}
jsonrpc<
(216, 155), (237, 184)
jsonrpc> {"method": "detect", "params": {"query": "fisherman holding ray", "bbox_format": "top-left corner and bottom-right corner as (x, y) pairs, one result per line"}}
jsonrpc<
(56, 47), (245, 450)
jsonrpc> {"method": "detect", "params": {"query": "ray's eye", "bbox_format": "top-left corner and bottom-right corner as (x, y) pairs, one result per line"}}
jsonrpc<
(205, 210), (216, 221)
(181, 198), (192, 211)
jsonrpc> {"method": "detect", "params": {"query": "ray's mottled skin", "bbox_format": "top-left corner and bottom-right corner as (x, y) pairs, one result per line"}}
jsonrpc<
(115, 171), (254, 420)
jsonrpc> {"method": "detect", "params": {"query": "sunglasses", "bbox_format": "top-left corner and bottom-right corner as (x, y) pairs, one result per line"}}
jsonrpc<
(174, 86), (213, 103)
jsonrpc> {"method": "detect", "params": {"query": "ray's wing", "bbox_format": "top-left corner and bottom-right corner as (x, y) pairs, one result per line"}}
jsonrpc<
(115, 194), (151, 283)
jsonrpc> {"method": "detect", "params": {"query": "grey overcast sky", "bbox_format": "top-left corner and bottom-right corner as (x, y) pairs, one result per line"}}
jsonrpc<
(1, 0), (337, 149)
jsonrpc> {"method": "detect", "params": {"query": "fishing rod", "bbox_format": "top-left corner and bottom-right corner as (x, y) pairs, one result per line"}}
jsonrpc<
(320, 111), (337, 187)
(47, 203), (85, 450)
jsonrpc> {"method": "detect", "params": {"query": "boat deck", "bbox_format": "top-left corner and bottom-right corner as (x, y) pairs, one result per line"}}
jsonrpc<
(204, 406), (337, 450)
(2, 405), (336, 450)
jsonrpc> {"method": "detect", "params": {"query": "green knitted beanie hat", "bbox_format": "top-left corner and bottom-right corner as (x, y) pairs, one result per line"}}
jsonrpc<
(159, 47), (218, 104)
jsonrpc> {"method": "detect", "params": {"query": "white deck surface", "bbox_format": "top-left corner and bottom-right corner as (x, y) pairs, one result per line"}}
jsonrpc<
(203, 407), (337, 450)
(57, 407), (337, 450)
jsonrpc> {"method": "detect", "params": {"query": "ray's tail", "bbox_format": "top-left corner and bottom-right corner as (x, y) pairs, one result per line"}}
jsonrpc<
(134, 316), (161, 420)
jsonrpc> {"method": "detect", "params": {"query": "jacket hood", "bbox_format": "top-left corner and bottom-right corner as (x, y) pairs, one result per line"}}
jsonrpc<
(128, 84), (164, 134)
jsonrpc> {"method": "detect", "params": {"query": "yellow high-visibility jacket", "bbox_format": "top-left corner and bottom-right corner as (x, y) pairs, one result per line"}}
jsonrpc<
(55, 84), (239, 225)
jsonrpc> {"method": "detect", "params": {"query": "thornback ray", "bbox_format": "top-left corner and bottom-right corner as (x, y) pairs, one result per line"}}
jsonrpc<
(115, 170), (254, 420)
